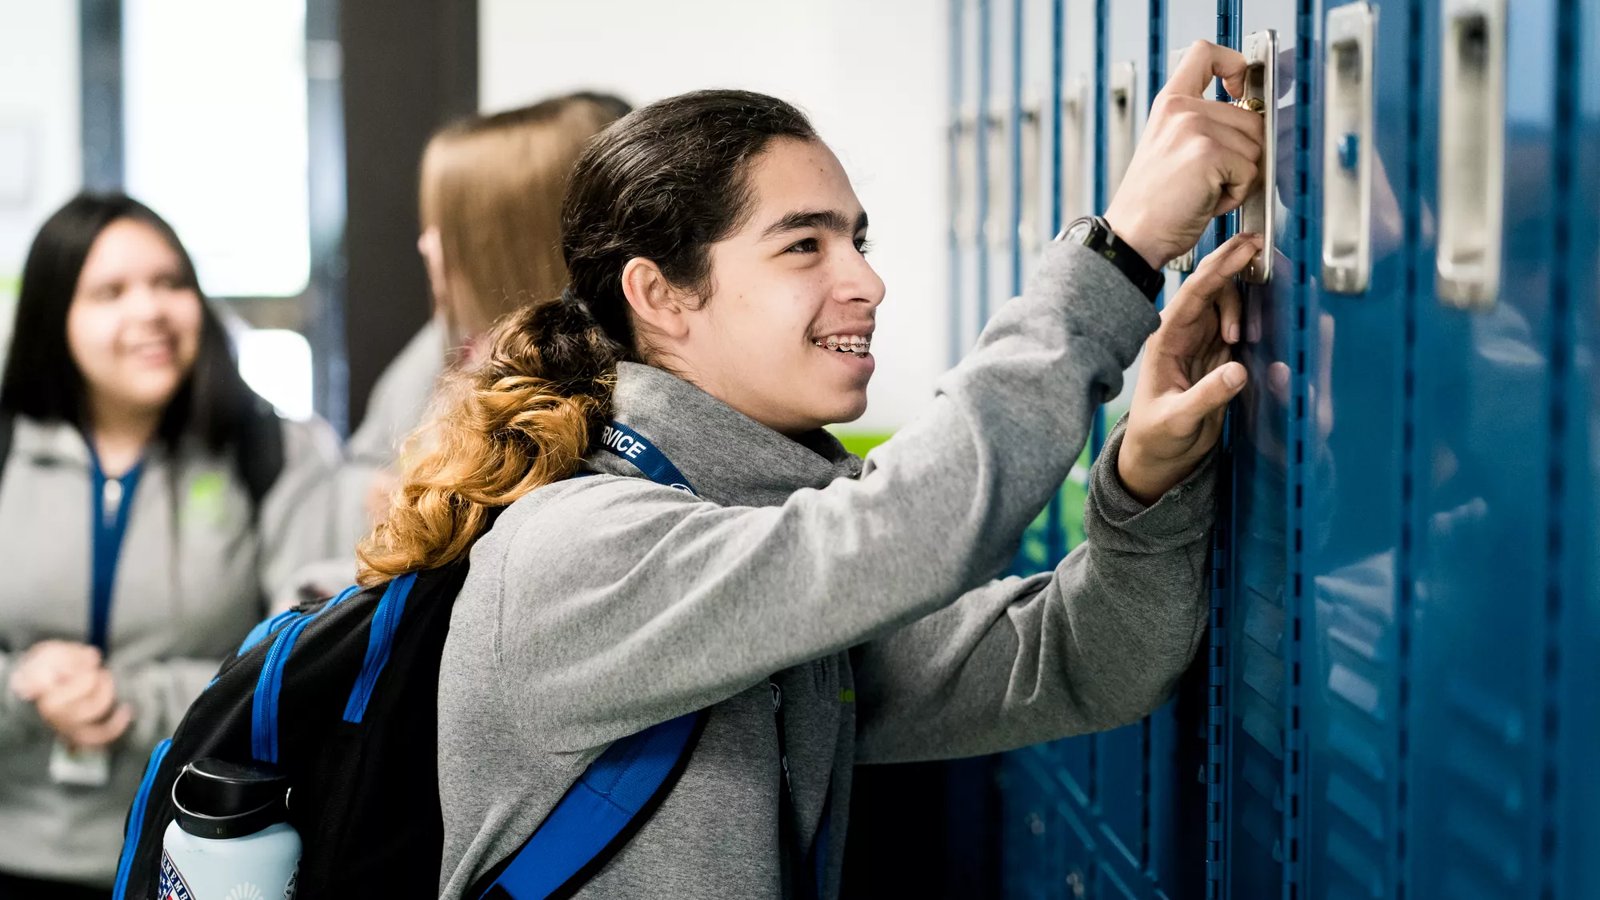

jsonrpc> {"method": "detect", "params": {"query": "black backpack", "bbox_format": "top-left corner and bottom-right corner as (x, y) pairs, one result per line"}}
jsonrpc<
(113, 565), (472, 899)
(113, 423), (707, 900)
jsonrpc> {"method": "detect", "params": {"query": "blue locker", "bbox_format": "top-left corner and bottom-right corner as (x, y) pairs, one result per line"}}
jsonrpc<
(1409, 1), (1560, 898)
(955, 0), (988, 365)
(1558, 2), (1599, 898)
(1216, 0), (1310, 897)
(984, 0), (1019, 329)
(1050, 0), (1103, 859)
(1146, 9), (1231, 900)
(1161, 5), (1230, 294)
(950, 0), (974, 371)
(1300, 2), (1413, 899)
(1091, 0), (1159, 886)
(1008, 0), (1064, 579)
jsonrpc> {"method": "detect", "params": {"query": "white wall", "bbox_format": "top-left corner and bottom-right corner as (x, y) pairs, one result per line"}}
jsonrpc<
(481, 0), (950, 434)
(0, 0), (81, 350)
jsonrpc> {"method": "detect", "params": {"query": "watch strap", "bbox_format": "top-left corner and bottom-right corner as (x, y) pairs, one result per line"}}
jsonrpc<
(1062, 215), (1164, 302)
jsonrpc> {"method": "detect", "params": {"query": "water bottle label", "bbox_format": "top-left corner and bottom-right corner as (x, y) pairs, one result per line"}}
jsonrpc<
(158, 849), (195, 900)
(158, 844), (297, 900)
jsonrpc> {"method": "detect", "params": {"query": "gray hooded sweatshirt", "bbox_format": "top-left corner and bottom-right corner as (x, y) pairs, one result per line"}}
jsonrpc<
(436, 240), (1217, 898)
(0, 415), (340, 886)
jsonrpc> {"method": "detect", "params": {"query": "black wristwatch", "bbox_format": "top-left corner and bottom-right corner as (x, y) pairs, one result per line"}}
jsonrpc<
(1056, 215), (1164, 302)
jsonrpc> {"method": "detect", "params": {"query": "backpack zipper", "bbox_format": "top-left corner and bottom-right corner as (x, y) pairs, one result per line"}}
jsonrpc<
(237, 607), (304, 657)
(251, 584), (360, 763)
(342, 572), (418, 723)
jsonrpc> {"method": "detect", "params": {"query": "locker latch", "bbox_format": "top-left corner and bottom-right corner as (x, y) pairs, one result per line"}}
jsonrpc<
(1240, 29), (1278, 285)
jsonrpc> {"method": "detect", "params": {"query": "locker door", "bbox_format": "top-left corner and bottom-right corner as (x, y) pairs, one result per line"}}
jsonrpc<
(1009, 0), (1063, 579)
(1409, 1), (1560, 898)
(1143, 9), (1229, 900)
(1560, 7), (1600, 900)
(1556, 1), (1599, 898)
(956, 0), (987, 363)
(1097, 1), (1152, 433)
(1160, 10), (1230, 294)
(951, 0), (982, 369)
(1050, 2), (1102, 884)
(1299, 3), (1414, 900)
(1088, 4), (1161, 897)
(1152, 14), (1228, 900)
(1219, 0), (1310, 898)
(983, 0), (1019, 329)
(999, 4), (1077, 897)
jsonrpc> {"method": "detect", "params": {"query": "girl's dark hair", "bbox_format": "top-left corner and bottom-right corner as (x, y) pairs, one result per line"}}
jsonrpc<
(0, 192), (267, 458)
(360, 89), (817, 581)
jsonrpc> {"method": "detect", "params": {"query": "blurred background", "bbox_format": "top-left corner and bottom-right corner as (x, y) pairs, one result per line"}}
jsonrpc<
(2, 2), (1597, 899)
(0, 0), (949, 444)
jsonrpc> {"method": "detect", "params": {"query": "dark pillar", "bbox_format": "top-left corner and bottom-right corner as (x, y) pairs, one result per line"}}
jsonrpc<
(336, 0), (476, 430)
(80, 0), (122, 191)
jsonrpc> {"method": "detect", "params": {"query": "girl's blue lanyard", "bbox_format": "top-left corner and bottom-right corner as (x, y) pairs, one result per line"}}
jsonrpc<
(595, 420), (830, 897)
(86, 439), (146, 655)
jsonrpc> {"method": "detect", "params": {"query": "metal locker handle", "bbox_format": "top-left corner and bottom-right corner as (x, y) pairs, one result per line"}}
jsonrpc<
(985, 110), (1010, 249)
(1167, 247), (1197, 274)
(1240, 30), (1277, 284)
(1106, 62), (1137, 199)
(1323, 4), (1376, 294)
(954, 111), (979, 248)
(1060, 75), (1089, 223)
(1437, 0), (1505, 309)
(1019, 103), (1043, 254)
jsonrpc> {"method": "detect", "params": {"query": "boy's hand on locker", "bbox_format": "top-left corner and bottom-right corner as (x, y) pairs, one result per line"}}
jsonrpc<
(1103, 41), (1263, 269)
(1117, 234), (1257, 505)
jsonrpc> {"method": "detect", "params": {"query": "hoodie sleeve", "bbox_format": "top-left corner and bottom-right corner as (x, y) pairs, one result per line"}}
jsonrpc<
(466, 240), (1171, 755)
(851, 418), (1216, 763)
(254, 416), (345, 600)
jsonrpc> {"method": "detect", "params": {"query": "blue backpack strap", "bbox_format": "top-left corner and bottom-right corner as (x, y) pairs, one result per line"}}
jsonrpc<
(477, 423), (704, 898)
(481, 712), (705, 899)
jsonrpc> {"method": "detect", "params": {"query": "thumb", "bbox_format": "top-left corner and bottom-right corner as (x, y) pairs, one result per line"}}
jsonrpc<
(1173, 361), (1247, 426)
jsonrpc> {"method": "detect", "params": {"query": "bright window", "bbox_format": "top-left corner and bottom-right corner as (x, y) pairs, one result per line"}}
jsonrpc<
(123, 0), (309, 298)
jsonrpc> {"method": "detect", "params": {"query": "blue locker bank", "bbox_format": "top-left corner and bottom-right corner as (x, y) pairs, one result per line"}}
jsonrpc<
(910, 1), (1600, 897)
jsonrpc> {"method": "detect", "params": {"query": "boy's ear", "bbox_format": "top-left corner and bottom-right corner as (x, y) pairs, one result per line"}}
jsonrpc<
(620, 257), (691, 340)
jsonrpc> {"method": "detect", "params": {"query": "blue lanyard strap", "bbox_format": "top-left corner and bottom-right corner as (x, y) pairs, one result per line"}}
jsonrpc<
(591, 420), (825, 898)
(597, 421), (697, 495)
(87, 445), (145, 655)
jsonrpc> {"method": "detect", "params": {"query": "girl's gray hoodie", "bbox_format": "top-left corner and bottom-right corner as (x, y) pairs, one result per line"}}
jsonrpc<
(0, 415), (340, 886)
(437, 240), (1218, 898)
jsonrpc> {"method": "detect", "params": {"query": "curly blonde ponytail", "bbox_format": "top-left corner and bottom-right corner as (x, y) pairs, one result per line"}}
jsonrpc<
(356, 297), (619, 583)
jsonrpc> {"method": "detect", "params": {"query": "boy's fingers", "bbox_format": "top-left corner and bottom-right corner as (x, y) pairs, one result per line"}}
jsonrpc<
(1168, 41), (1250, 99)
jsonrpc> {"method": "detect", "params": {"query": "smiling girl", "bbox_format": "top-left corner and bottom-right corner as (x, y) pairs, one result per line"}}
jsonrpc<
(363, 43), (1262, 900)
(0, 194), (339, 896)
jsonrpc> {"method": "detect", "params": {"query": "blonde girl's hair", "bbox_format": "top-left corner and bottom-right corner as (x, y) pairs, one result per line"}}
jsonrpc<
(418, 94), (626, 346)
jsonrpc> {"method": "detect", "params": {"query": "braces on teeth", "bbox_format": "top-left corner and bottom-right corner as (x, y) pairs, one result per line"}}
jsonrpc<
(816, 335), (871, 357)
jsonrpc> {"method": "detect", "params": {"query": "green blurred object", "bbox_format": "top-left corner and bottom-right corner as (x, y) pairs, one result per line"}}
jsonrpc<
(831, 430), (894, 459)
(830, 430), (1092, 574)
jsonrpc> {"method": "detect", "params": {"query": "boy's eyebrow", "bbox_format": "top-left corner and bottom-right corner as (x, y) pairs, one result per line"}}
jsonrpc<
(762, 209), (870, 239)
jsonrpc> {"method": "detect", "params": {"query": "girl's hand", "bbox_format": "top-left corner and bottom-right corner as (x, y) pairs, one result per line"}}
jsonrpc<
(1117, 233), (1259, 504)
(33, 664), (133, 750)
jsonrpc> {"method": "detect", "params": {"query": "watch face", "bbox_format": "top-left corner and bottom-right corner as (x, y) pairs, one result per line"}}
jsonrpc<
(1060, 218), (1097, 245)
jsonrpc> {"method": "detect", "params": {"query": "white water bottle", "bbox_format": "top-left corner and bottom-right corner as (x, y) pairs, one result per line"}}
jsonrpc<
(159, 758), (301, 899)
